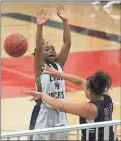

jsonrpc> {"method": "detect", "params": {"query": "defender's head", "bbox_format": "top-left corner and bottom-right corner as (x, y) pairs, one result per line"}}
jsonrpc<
(84, 70), (112, 100)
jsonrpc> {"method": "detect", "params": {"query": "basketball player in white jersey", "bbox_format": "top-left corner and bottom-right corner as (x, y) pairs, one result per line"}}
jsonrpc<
(29, 5), (71, 140)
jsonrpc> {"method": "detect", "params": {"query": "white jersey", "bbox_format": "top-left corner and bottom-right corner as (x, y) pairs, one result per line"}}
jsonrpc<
(32, 62), (68, 140)
(35, 62), (65, 106)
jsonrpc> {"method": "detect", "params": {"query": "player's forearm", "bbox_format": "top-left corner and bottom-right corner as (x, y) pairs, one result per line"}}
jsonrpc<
(36, 25), (43, 50)
(63, 20), (71, 46)
(34, 25), (44, 76)
(58, 72), (86, 86)
(41, 93), (64, 110)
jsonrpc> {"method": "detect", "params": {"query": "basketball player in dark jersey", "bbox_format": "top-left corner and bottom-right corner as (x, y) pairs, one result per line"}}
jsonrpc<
(25, 66), (116, 141)
(29, 4), (71, 140)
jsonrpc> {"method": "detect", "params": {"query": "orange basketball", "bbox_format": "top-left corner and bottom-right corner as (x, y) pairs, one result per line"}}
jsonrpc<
(4, 34), (28, 57)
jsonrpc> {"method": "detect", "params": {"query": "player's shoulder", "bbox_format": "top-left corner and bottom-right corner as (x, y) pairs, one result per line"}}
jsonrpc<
(103, 94), (112, 103)
(35, 76), (42, 92)
(35, 76), (41, 84)
(54, 62), (63, 69)
(103, 94), (112, 100)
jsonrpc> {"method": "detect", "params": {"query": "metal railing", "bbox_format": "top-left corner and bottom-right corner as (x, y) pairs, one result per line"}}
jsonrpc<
(1, 120), (121, 140)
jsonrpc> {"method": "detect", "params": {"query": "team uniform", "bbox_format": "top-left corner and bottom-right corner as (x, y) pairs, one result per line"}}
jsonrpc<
(80, 94), (115, 141)
(29, 62), (68, 140)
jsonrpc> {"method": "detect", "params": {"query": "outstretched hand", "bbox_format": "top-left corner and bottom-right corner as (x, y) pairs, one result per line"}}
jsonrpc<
(36, 8), (49, 26)
(42, 64), (60, 77)
(24, 89), (42, 101)
(57, 4), (68, 21)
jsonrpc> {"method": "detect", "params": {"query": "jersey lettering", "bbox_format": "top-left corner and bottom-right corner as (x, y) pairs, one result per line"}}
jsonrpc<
(49, 91), (64, 99)
(55, 82), (60, 89)
(50, 76), (63, 82)
(39, 63), (65, 103)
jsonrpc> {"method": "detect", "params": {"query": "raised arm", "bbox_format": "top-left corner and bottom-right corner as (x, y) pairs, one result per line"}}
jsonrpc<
(56, 5), (71, 67)
(34, 9), (49, 77)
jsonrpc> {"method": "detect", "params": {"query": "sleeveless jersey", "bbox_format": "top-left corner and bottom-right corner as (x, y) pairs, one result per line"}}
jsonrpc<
(79, 94), (114, 141)
(35, 62), (65, 106)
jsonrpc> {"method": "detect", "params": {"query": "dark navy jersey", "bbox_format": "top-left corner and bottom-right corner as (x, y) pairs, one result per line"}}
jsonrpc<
(79, 94), (114, 141)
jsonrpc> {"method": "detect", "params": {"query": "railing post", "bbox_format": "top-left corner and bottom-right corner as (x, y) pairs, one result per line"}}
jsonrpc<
(77, 130), (80, 140)
(86, 129), (89, 140)
(7, 137), (10, 140)
(17, 136), (20, 140)
(67, 131), (69, 140)
(114, 125), (117, 140)
(96, 127), (99, 140)
(104, 126), (109, 140)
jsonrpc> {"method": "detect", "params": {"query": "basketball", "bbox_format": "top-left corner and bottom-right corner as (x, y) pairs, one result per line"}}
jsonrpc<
(4, 34), (28, 57)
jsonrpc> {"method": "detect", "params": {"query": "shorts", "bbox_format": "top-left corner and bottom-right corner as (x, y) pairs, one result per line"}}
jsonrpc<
(29, 102), (68, 140)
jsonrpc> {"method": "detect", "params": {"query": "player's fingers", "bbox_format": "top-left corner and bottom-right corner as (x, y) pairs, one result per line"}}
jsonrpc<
(57, 6), (60, 13)
(43, 9), (47, 17)
(29, 97), (35, 101)
(39, 9), (42, 15)
(42, 67), (48, 70)
(64, 5), (67, 11)
(57, 4), (61, 11)
(59, 4), (63, 10)
(41, 8), (44, 15)
(61, 3), (65, 10)
(44, 63), (50, 69)
(57, 11), (61, 18)
(42, 70), (50, 74)
(24, 89), (35, 97)
(49, 64), (53, 68)
(24, 89), (30, 93)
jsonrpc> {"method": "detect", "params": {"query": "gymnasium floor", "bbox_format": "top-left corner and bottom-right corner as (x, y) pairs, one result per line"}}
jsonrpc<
(1, 2), (121, 139)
